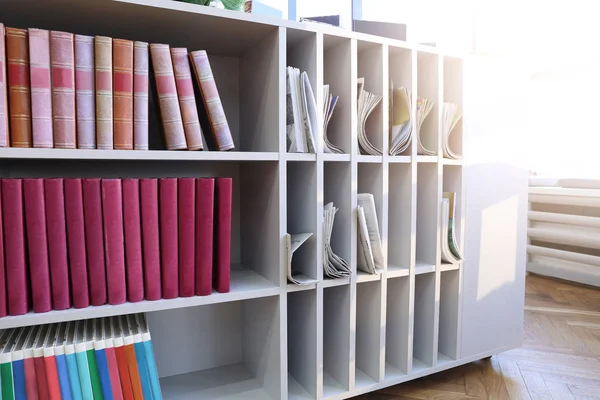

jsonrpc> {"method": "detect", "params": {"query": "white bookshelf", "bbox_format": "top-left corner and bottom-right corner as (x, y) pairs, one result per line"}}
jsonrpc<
(0, 1), (528, 399)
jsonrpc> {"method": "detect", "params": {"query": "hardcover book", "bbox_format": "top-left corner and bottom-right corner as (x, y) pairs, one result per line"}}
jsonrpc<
(50, 31), (76, 149)
(113, 39), (134, 150)
(6, 28), (32, 148)
(28, 29), (53, 148)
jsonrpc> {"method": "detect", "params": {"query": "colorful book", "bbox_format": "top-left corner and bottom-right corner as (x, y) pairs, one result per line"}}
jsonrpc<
(111, 317), (134, 400)
(74, 322), (93, 400)
(137, 315), (161, 400)
(171, 47), (203, 150)
(0, 23), (8, 147)
(85, 321), (102, 400)
(28, 28), (53, 148)
(42, 325), (62, 400)
(22, 327), (39, 400)
(130, 318), (152, 400)
(50, 31), (76, 149)
(0, 183), (6, 318)
(103, 320), (123, 400)
(83, 179), (107, 306)
(1, 330), (17, 400)
(214, 178), (233, 293)
(140, 179), (161, 301)
(133, 42), (149, 150)
(93, 320), (113, 400)
(11, 328), (28, 400)
(33, 326), (50, 400)
(195, 178), (215, 296)
(102, 179), (126, 305)
(121, 317), (143, 400)
(178, 178), (195, 297)
(113, 39), (134, 150)
(122, 179), (144, 303)
(6, 28), (32, 148)
(95, 36), (113, 149)
(74, 34), (96, 149)
(64, 323), (83, 400)
(54, 324), (73, 400)
(160, 178), (178, 298)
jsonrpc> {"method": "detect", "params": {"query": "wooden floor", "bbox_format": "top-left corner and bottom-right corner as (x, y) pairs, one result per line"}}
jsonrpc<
(359, 273), (600, 399)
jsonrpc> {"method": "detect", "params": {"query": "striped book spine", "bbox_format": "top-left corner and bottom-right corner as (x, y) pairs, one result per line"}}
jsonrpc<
(133, 41), (149, 150)
(95, 36), (113, 149)
(0, 24), (8, 147)
(6, 27), (32, 148)
(28, 28), (53, 148)
(50, 31), (76, 149)
(74, 35), (96, 149)
(171, 47), (203, 150)
(113, 39), (134, 150)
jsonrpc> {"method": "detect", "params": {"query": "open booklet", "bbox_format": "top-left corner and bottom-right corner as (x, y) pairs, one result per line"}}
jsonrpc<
(389, 83), (412, 155)
(357, 78), (383, 155)
(357, 193), (384, 274)
(323, 203), (351, 278)
(323, 85), (344, 154)
(416, 97), (435, 155)
(286, 233), (318, 285)
(442, 102), (463, 159)
(286, 67), (317, 153)
(441, 192), (463, 264)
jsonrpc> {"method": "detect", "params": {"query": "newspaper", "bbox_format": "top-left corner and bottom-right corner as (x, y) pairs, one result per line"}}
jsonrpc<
(444, 192), (463, 260)
(357, 77), (383, 155)
(323, 203), (351, 278)
(286, 233), (318, 285)
(416, 97), (435, 155)
(323, 85), (344, 154)
(441, 192), (463, 263)
(389, 83), (413, 155)
(442, 102), (463, 159)
(286, 66), (317, 153)
(357, 193), (384, 274)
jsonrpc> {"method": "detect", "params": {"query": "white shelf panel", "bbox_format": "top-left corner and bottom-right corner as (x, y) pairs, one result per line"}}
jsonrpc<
(437, 352), (454, 366)
(443, 158), (463, 166)
(288, 373), (313, 400)
(416, 155), (437, 163)
(356, 155), (383, 163)
(286, 153), (317, 162)
(384, 363), (405, 381)
(323, 372), (346, 398)
(412, 358), (429, 374)
(388, 156), (411, 164)
(387, 264), (410, 278)
(415, 262), (436, 275)
(0, 268), (278, 329)
(356, 271), (381, 283)
(322, 277), (350, 288)
(354, 367), (377, 390)
(287, 283), (317, 293)
(322, 153), (351, 162)
(160, 363), (270, 400)
(440, 262), (459, 272)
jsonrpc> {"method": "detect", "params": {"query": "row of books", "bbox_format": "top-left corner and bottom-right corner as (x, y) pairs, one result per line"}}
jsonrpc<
(0, 23), (234, 151)
(0, 315), (161, 399)
(0, 177), (232, 317)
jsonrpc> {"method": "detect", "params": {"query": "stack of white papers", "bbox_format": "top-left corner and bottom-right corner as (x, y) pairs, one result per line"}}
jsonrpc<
(286, 233), (318, 285)
(416, 97), (435, 155)
(357, 193), (384, 274)
(442, 102), (463, 159)
(389, 84), (412, 155)
(357, 77), (383, 155)
(286, 67), (317, 153)
(323, 203), (351, 278)
(441, 192), (463, 264)
(323, 85), (344, 154)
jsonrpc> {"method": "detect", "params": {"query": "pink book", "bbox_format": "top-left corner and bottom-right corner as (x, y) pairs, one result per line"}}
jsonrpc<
(178, 178), (195, 297)
(50, 31), (76, 149)
(28, 29), (53, 148)
(195, 178), (214, 296)
(45, 178), (71, 310)
(171, 48), (203, 151)
(122, 179), (144, 303)
(160, 178), (178, 299)
(140, 179), (161, 300)
(64, 179), (90, 309)
(2, 179), (29, 315)
(102, 179), (127, 305)
(23, 179), (52, 313)
(83, 179), (107, 306)
(214, 178), (232, 293)
(95, 36), (113, 149)
(0, 184), (6, 317)
(0, 24), (8, 147)
(133, 41), (149, 150)
(74, 34), (96, 149)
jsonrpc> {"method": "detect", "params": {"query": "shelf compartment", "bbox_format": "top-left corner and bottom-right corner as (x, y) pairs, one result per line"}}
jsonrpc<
(385, 276), (410, 376)
(356, 280), (384, 384)
(416, 163), (439, 269)
(323, 284), (351, 397)
(357, 163), (385, 271)
(438, 270), (460, 362)
(413, 273), (436, 369)
(323, 35), (353, 155)
(417, 52), (440, 156)
(324, 162), (352, 280)
(388, 45), (413, 157)
(150, 295), (282, 400)
(388, 163), (412, 273)
(357, 40), (384, 156)
(288, 290), (318, 399)
(443, 57), (463, 160)
(443, 165), (464, 254)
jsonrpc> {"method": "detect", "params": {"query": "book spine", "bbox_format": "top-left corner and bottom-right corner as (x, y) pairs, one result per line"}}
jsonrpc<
(189, 50), (234, 151)
(34, 356), (50, 400)
(74, 34), (96, 149)
(214, 178), (232, 293)
(0, 184), (5, 317)
(95, 36), (113, 149)
(45, 178), (71, 310)
(178, 178), (195, 297)
(2, 179), (29, 315)
(195, 178), (214, 296)
(50, 31), (76, 149)
(113, 39), (134, 150)
(82, 178), (107, 306)
(28, 28), (53, 148)
(171, 48), (203, 151)
(0, 24), (8, 147)
(133, 41), (149, 150)
(102, 179), (126, 305)
(149, 43), (186, 150)
(64, 178), (90, 309)
(23, 358), (37, 400)
(140, 179), (161, 300)
(159, 178), (178, 299)
(23, 178), (52, 313)
(122, 178), (144, 303)
(114, 345), (134, 400)
(105, 347), (124, 400)
(6, 28), (32, 148)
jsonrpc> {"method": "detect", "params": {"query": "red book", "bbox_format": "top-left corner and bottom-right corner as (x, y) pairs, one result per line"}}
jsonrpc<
(64, 179), (90, 309)
(45, 178), (71, 310)
(23, 179), (52, 313)
(74, 34), (96, 149)
(29, 28), (53, 148)
(102, 179), (127, 305)
(0, 184), (6, 317)
(159, 178), (178, 299)
(6, 28), (32, 148)
(33, 355), (50, 400)
(95, 36), (113, 149)
(2, 179), (29, 315)
(214, 178), (232, 293)
(50, 31), (76, 149)
(133, 42), (149, 150)
(122, 179), (144, 303)
(195, 178), (214, 296)
(83, 179), (107, 306)
(113, 39), (134, 150)
(0, 24), (8, 147)
(140, 179), (161, 300)
(171, 48), (203, 151)
(178, 178), (195, 297)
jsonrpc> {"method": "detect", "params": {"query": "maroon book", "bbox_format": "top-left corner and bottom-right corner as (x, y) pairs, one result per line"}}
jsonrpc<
(123, 179), (144, 303)
(159, 178), (178, 299)
(2, 179), (29, 315)
(140, 179), (161, 300)
(64, 179), (90, 309)
(23, 179), (52, 313)
(83, 178), (107, 306)
(0, 184), (6, 317)
(214, 178), (232, 293)
(195, 178), (214, 296)
(102, 179), (126, 305)
(45, 178), (71, 310)
(178, 178), (195, 297)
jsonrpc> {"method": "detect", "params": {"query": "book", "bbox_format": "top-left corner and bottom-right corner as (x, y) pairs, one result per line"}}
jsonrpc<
(214, 178), (232, 293)
(93, 320), (113, 400)
(1, 329), (18, 399)
(140, 179), (161, 301)
(64, 323), (83, 400)
(171, 47), (203, 150)
(6, 28), (32, 148)
(442, 102), (463, 159)
(74, 321), (93, 400)
(121, 317), (143, 400)
(389, 84), (412, 156)
(28, 28), (53, 148)
(133, 41), (149, 150)
(74, 34), (96, 149)
(0, 184), (6, 318)
(357, 77), (383, 155)
(22, 327), (39, 400)
(149, 43), (187, 150)
(23, 179), (52, 313)
(42, 325), (61, 400)
(416, 97), (435, 155)
(113, 38), (134, 150)
(102, 179), (127, 305)
(178, 178), (195, 297)
(112, 317), (134, 400)
(54, 324), (73, 399)
(0, 24), (8, 147)
(357, 193), (384, 273)
(122, 179), (144, 303)
(33, 326), (50, 400)
(137, 315), (161, 400)
(159, 178), (178, 298)
(195, 178), (214, 296)
(11, 328), (28, 400)
(50, 31), (76, 149)
(129, 316), (153, 400)
(82, 179), (107, 306)
(189, 50), (235, 151)
(84, 320), (102, 400)
(285, 67), (317, 153)
(95, 36), (113, 149)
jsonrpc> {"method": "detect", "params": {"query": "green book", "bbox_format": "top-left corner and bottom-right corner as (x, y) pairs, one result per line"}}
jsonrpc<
(86, 348), (103, 400)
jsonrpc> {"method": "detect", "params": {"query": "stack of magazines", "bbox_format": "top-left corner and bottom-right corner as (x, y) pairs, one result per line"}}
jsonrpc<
(323, 85), (344, 154)
(286, 66), (317, 153)
(389, 84), (412, 155)
(441, 192), (463, 264)
(416, 97), (435, 155)
(357, 78), (383, 155)
(442, 102), (463, 159)
(357, 193), (384, 274)
(323, 203), (351, 278)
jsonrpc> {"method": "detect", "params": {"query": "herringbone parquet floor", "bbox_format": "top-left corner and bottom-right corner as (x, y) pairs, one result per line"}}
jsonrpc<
(360, 273), (600, 399)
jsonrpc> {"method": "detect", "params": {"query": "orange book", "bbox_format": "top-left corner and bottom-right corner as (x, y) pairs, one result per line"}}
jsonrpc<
(113, 39), (134, 150)
(6, 28), (32, 148)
